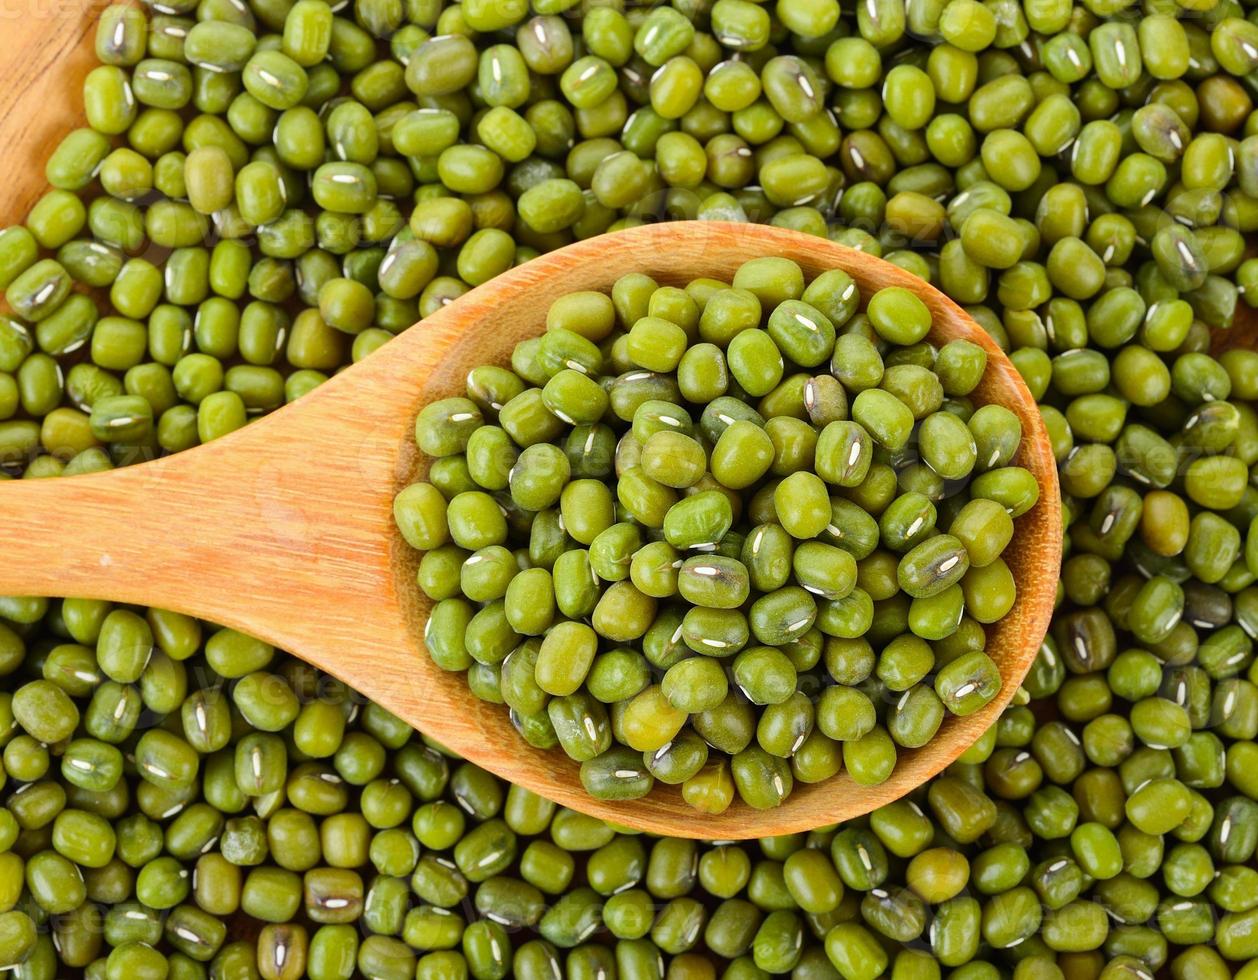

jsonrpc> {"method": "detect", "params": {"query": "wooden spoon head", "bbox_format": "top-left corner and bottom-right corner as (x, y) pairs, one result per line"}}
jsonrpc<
(386, 221), (1062, 837)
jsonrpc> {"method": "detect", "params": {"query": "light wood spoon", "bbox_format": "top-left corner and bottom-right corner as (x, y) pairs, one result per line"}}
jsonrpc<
(0, 220), (1061, 837)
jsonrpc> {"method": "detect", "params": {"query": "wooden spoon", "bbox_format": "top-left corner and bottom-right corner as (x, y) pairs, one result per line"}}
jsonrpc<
(0, 219), (1061, 837)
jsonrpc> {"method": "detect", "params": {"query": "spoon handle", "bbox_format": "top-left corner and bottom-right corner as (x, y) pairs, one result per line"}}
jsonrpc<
(0, 343), (527, 777)
(0, 375), (409, 675)
(0, 451), (238, 605)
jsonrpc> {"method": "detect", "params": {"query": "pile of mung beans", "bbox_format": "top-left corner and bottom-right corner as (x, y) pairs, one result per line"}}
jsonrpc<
(394, 267), (1035, 809)
(0, 0), (1257, 976)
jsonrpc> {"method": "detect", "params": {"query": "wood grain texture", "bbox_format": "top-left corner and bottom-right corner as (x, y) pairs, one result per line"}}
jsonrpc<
(0, 0), (108, 222)
(0, 5), (1063, 837)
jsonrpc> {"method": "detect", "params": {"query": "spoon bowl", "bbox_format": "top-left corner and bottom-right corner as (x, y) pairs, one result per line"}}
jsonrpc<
(0, 220), (1061, 837)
